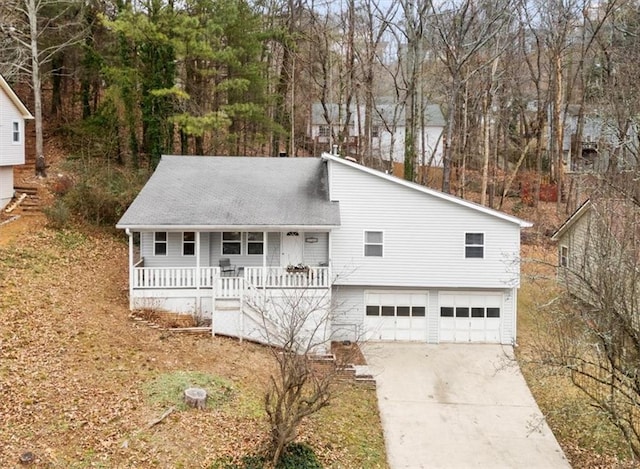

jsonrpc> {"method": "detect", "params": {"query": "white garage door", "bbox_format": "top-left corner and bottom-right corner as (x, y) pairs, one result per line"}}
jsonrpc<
(364, 291), (428, 341)
(439, 292), (502, 343)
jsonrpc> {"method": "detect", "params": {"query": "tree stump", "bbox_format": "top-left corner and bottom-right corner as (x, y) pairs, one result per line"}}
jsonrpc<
(184, 387), (207, 409)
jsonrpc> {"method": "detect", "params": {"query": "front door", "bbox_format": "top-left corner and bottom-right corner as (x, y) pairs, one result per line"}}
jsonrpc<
(281, 231), (304, 266)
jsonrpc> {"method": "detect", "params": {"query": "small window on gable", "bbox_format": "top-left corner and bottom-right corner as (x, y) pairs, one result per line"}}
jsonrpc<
(12, 120), (21, 144)
(465, 233), (484, 258)
(154, 232), (168, 256)
(247, 232), (264, 255)
(560, 245), (569, 267)
(364, 231), (383, 257)
(222, 232), (241, 255)
(183, 232), (195, 256)
(319, 125), (330, 137)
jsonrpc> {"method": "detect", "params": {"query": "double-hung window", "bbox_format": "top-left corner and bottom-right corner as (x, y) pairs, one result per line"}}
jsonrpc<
(319, 125), (330, 137)
(222, 232), (241, 255)
(154, 232), (168, 256)
(182, 232), (195, 256)
(560, 245), (569, 267)
(465, 233), (484, 258)
(247, 232), (264, 255)
(364, 231), (383, 257)
(11, 120), (21, 144)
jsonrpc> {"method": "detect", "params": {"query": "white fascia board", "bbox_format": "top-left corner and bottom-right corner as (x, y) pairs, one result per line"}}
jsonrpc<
(115, 224), (338, 231)
(321, 152), (533, 228)
(0, 75), (34, 119)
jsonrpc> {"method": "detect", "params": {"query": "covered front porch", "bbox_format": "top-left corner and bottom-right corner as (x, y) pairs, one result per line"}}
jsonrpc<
(124, 228), (332, 312)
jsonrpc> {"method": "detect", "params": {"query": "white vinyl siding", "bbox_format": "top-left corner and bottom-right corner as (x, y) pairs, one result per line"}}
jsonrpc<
(302, 232), (329, 266)
(0, 90), (27, 166)
(0, 166), (14, 210)
(141, 232), (209, 267)
(328, 160), (522, 288)
(209, 232), (281, 267)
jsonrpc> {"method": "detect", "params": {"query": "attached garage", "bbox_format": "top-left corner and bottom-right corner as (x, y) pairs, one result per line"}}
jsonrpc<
(364, 291), (428, 341)
(438, 292), (503, 343)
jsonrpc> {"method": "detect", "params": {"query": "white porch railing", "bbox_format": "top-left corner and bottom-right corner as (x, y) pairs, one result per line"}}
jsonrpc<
(245, 266), (330, 288)
(133, 266), (220, 288)
(132, 266), (330, 290)
(216, 276), (245, 298)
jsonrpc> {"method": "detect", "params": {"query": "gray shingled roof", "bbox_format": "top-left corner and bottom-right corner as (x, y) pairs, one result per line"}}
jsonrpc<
(116, 156), (340, 229)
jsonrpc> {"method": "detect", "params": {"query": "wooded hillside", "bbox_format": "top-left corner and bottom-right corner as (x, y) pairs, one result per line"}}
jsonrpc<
(1, 0), (639, 212)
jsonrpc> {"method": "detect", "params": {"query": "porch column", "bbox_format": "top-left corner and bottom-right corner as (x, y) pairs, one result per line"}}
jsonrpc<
(126, 229), (133, 310)
(195, 231), (201, 311)
(262, 231), (267, 294)
(328, 230), (333, 285)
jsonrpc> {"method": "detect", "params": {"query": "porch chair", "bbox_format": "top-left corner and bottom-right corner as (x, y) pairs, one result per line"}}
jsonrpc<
(219, 258), (236, 277)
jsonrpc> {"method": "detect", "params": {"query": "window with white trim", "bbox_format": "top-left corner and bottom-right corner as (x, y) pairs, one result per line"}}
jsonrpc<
(11, 120), (21, 144)
(465, 233), (484, 258)
(154, 232), (168, 256)
(319, 125), (330, 137)
(182, 231), (195, 256)
(364, 231), (383, 257)
(247, 232), (264, 255)
(222, 232), (241, 255)
(560, 245), (569, 267)
(371, 125), (379, 138)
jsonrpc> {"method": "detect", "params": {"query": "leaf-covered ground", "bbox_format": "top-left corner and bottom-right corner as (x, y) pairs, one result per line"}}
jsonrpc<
(0, 218), (387, 468)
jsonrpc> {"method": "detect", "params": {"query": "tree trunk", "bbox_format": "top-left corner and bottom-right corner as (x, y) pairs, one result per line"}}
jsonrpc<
(28, 0), (45, 177)
(184, 388), (207, 409)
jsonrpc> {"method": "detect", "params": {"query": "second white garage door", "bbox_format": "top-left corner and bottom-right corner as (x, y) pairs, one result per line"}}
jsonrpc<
(439, 292), (503, 343)
(364, 291), (428, 341)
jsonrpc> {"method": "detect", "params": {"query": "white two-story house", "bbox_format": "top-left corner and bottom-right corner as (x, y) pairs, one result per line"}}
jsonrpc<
(0, 74), (33, 210)
(117, 153), (531, 346)
(308, 102), (445, 168)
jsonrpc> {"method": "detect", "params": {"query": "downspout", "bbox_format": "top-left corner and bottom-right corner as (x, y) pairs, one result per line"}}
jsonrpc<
(126, 228), (134, 310)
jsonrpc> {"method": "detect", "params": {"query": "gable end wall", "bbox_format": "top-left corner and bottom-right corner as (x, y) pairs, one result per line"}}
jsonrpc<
(328, 160), (522, 288)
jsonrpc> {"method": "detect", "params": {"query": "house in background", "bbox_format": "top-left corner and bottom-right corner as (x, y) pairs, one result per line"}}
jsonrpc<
(308, 101), (445, 168)
(551, 194), (640, 306)
(117, 153), (531, 347)
(0, 74), (33, 210)
(561, 105), (639, 173)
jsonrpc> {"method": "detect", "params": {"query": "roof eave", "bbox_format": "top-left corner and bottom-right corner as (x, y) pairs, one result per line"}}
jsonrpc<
(116, 224), (340, 231)
(321, 152), (533, 228)
(0, 75), (34, 119)
(550, 199), (592, 241)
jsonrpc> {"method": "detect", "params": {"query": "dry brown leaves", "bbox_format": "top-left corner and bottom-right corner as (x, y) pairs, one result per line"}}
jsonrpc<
(0, 221), (385, 468)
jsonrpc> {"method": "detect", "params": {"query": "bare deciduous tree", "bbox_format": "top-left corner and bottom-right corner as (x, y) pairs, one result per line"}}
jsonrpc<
(244, 286), (357, 466)
(538, 176), (640, 457)
(0, 0), (85, 176)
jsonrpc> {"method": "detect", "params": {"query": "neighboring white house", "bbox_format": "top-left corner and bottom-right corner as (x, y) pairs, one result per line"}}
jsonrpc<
(0, 74), (33, 210)
(308, 101), (445, 167)
(117, 153), (531, 346)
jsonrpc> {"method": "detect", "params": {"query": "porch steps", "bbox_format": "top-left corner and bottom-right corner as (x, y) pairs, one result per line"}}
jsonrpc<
(215, 299), (241, 311)
(6, 184), (42, 216)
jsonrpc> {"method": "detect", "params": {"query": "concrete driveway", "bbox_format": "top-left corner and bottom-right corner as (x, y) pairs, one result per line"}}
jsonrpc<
(363, 343), (570, 469)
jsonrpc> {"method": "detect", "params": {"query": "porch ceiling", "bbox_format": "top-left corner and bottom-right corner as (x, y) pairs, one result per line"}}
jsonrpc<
(117, 156), (341, 230)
